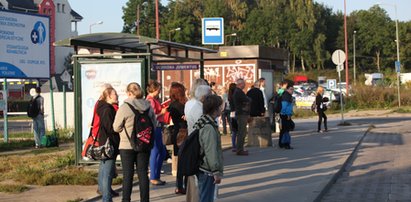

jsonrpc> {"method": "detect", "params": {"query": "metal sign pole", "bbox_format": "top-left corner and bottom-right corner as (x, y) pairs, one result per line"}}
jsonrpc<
(3, 78), (8, 142)
(337, 65), (345, 123)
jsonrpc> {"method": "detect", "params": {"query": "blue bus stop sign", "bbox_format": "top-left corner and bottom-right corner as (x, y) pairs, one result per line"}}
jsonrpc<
(395, 61), (401, 73)
(202, 18), (224, 45)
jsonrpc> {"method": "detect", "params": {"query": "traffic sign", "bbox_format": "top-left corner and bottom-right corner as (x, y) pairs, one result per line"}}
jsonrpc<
(202, 18), (224, 45)
(327, 79), (337, 89)
(332, 49), (346, 65)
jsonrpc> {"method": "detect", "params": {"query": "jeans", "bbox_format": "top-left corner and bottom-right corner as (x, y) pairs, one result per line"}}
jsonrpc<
(98, 159), (116, 202)
(150, 127), (166, 180)
(33, 114), (45, 146)
(236, 115), (249, 151)
(317, 109), (328, 131)
(120, 149), (150, 202)
(230, 117), (238, 149)
(197, 172), (216, 202)
(279, 115), (292, 147)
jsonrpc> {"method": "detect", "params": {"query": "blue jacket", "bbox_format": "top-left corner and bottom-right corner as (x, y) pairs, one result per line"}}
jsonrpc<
(280, 91), (293, 116)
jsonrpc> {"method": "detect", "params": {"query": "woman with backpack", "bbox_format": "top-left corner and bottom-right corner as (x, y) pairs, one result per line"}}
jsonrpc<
(194, 94), (224, 202)
(146, 80), (167, 186)
(96, 87), (120, 202)
(113, 82), (157, 202)
(316, 86), (328, 133)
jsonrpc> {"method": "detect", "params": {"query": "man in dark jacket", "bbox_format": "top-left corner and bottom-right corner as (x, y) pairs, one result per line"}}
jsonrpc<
(233, 78), (251, 155)
(246, 81), (266, 117)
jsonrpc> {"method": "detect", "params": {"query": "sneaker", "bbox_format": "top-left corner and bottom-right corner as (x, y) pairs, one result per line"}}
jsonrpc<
(236, 150), (249, 156)
(151, 179), (166, 186)
(231, 148), (237, 152)
(318, 130), (323, 133)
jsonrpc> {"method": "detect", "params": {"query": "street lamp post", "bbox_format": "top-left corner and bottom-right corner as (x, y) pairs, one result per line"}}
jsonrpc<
(353, 30), (356, 85)
(89, 21), (103, 33)
(168, 27), (181, 41)
(225, 33), (237, 46)
(377, 3), (401, 107)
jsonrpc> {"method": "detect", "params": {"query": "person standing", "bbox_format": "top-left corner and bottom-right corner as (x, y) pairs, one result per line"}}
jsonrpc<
(96, 87), (120, 202)
(146, 80), (167, 185)
(30, 87), (45, 148)
(316, 86), (328, 133)
(195, 94), (224, 202)
(246, 80), (266, 117)
(220, 86), (230, 135)
(113, 82), (157, 202)
(277, 81), (288, 148)
(184, 84), (211, 202)
(258, 78), (268, 111)
(168, 82), (188, 195)
(233, 78), (251, 156)
(227, 83), (238, 152)
(280, 84), (294, 150)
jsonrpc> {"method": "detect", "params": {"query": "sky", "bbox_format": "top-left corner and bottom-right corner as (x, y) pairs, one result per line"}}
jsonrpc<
(69, 0), (411, 35)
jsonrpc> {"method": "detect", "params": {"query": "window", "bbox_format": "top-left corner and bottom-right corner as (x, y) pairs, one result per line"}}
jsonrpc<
(62, 4), (65, 13)
(57, 3), (60, 12)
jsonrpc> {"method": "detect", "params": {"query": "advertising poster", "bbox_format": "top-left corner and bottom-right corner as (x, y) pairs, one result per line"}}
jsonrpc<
(0, 10), (50, 78)
(80, 62), (142, 147)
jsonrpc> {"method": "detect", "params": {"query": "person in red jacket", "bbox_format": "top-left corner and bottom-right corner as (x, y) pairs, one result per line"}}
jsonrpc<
(146, 80), (167, 185)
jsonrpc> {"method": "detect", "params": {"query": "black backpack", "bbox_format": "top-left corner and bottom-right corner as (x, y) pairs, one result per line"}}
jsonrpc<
(27, 96), (40, 118)
(273, 94), (282, 113)
(178, 128), (204, 176)
(125, 103), (154, 152)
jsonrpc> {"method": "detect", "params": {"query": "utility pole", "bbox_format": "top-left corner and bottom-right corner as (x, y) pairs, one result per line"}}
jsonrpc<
(136, 5), (140, 35)
(155, 0), (159, 39)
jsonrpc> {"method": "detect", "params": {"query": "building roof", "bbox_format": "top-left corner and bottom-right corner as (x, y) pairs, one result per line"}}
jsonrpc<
(6, 0), (37, 12)
(70, 9), (82, 21)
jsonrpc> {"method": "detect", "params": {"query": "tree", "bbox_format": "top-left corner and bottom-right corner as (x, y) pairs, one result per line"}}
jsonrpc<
(354, 6), (395, 72)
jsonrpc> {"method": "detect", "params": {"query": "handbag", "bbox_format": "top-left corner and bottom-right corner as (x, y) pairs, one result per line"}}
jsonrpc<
(85, 137), (114, 160)
(176, 128), (188, 147)
(281, 131), (291, 144)
(162, 125), (173, 145)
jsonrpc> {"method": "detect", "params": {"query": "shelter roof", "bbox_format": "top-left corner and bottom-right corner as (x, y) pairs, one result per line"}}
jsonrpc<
(54, 33), (217, 62)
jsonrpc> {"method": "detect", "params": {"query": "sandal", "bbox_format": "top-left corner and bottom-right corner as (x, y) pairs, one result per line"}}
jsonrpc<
(175, 188), (186, 195)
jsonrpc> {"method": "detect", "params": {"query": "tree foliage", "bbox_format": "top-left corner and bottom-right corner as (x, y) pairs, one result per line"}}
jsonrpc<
(121, 0), (411, 73)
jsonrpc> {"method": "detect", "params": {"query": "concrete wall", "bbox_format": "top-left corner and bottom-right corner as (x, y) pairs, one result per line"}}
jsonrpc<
(42, 92), (74, 130)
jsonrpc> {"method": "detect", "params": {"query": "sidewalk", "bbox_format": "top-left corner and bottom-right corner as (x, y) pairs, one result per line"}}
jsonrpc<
(87, 117), (371, 202)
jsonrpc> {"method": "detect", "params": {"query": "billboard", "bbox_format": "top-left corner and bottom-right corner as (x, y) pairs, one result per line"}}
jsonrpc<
(80, 62), (142, 153)
(0, 10), (50, 78)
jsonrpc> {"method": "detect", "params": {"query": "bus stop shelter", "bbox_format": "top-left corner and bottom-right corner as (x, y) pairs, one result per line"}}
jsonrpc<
(54, 33), (217, 164)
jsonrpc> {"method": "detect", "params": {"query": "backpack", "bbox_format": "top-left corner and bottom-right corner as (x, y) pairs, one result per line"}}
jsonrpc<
(273, 94), (282, 113)
(27, 96), (40, 118)
(178, 128), (204, 176)
(125, 103), (154, 152)
(311, 100), (317, 113)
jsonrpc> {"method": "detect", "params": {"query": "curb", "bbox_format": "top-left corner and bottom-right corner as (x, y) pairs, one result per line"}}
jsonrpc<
(310, 124), (374, 202)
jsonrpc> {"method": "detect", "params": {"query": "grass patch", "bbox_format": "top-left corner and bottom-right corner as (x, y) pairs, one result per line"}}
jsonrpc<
(0, 129), (74, 152)
(293, 108), (316, 119)
(0, 184), (29, 193)
(0, 150), (98, 187)
(392, 107), (411, 113)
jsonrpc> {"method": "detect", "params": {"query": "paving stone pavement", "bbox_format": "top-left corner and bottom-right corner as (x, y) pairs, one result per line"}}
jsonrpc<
(321, 119), (411, 202)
